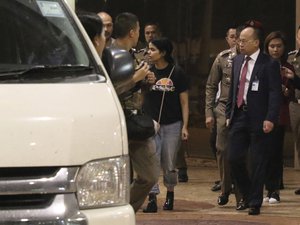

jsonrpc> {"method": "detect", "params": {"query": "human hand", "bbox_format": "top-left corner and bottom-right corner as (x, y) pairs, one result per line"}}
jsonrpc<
(263, 120), (274, 133)
(181, 127), (189, 141)
(205, 117), (214, 129)
(153, 120), (160, 134)
(132, 62), (150, 83)
(281, 66), (295, 79)
(146, 71), (156, 84)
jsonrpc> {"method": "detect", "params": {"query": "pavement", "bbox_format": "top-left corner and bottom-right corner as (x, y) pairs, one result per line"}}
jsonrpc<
(136, 128), (300, 225)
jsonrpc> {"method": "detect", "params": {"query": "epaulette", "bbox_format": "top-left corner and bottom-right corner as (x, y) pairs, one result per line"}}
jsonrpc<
(288, 49), (298, 55)
(218, 48), (231, 57)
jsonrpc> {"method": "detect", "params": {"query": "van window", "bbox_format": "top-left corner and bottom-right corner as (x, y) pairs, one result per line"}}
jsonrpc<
(0, 0), (104, 82)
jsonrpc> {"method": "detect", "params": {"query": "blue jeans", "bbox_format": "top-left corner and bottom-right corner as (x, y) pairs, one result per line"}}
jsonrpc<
(150, 121), (182, 193)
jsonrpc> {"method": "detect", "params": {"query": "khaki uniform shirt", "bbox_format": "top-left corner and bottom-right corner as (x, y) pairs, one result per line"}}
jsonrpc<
(205, 47), (237, 118)
(287, 49), (300, 100)
(109, 43), (144, 110)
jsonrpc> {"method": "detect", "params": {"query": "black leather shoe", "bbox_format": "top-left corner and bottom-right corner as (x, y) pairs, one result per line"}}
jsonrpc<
(295, 188), (300, 195)
(236, 199), (249, 210)
(143, 194), (157, 213)
(178, 168), (188, 182)
(143, 200), (157, 213)
(217, 193), (229, 205)
(211, 183), (221, 192)
(248, 207), (260, 215)
(163, 191), (174, 210)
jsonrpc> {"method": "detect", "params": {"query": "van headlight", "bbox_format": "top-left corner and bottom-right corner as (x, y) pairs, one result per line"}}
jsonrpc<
(76, 156), (130, 209)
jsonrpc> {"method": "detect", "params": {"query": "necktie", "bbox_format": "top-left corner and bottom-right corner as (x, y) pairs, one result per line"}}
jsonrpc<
(237, 56), (251, 108)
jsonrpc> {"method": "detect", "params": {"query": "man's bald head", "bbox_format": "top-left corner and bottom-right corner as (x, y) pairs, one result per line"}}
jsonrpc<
(97, 12), (113, 41)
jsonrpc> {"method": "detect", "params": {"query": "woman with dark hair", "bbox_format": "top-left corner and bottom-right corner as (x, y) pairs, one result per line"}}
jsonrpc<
(142, 37), (189, 212)
(263, 31), (295, 204)
(77, 12), (105, 57)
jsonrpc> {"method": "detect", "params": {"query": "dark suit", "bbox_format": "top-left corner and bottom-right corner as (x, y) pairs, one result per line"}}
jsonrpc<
(226, 51), (282, 208)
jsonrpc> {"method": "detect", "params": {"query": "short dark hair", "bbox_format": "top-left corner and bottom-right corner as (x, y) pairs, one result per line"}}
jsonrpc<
(264, 31), (288, 62)
(114, 12), (139, 38)
(144, 22), (160, 31)
(77, 12), (103, 41)
(226, 26), (236, 37)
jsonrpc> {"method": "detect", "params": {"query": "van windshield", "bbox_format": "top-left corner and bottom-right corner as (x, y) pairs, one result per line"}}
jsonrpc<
(0, 0), (103, 81)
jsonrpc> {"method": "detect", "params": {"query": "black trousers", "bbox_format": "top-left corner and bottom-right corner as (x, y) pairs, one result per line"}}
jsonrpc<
(265, 125), (285, 192)
(228, 109), (270, 208)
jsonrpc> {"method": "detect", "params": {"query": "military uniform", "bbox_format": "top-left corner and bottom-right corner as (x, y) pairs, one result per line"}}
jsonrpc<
(132, 47), (148, 65)
(288, 50), (300, 99)
(205, 47), (237, 200)
(287, 50), (300, 167)
(110, 43), (160, 212)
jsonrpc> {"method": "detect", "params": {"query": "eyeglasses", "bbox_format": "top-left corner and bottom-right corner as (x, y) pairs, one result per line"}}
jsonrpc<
(238, 39), (254, 45)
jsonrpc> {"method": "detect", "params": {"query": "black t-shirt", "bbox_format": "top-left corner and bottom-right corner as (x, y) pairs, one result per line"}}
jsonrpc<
(143, 64), (189, 125)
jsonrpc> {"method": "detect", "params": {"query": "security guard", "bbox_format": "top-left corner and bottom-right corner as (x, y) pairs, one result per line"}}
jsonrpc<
(287, 27), (300, 195)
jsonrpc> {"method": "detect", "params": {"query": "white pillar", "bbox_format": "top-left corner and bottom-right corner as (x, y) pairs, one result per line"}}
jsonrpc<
(65, 0), (75, 11)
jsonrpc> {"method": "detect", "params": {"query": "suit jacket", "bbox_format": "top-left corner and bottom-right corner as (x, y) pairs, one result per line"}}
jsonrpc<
(226, 52), (282, 131)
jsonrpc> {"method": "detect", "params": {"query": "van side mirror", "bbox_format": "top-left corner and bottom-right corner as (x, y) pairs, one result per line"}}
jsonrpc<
(102, 47), (134, 86)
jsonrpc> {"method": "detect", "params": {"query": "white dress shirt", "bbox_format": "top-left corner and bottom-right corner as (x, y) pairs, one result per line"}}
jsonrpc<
(240, 49), (260, 104)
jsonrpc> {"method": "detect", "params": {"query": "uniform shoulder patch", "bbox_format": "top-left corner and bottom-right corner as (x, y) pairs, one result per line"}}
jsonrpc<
(218, 49), (231, 57)
(288, 49), (298, 55)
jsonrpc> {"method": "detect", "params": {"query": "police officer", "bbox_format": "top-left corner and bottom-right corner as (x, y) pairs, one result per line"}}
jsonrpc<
(287, 25), (300, 196)
(206, 47), (237, 205)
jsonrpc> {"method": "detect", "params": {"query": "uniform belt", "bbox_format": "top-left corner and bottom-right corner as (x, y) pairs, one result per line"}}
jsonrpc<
(237, 104), (248, 111)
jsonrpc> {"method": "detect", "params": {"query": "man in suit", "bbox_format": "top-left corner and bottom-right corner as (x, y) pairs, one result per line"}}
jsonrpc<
(225, 25), (282, 215)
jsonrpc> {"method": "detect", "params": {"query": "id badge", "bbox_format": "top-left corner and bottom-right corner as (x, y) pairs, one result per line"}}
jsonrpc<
(251, 80), (259, 91)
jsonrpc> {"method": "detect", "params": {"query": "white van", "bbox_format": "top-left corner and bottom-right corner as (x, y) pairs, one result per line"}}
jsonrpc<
(0, 0), (135, 224)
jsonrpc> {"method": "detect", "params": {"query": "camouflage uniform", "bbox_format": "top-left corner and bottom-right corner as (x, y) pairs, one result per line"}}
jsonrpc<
(110, 43), (160, 212)
(287, 50), (300, 164)
(205, 47), (237, 197)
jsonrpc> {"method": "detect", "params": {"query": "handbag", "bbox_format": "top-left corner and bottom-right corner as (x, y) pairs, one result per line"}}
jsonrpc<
(125, 110), (155, 140)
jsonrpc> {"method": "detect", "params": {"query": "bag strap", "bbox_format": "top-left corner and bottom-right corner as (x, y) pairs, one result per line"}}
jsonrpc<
(157, 65), (175, 124)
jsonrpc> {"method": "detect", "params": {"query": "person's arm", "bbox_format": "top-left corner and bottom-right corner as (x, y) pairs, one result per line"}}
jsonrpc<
(113, 62), (150, 95)
(282, 66), (300, 89)
(264, 60), (282, 133)
(225, 59), (235, 127)
(132, 63), (150, 83)
(180, 91), (189, 141)
(205, 55), (222, 129)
